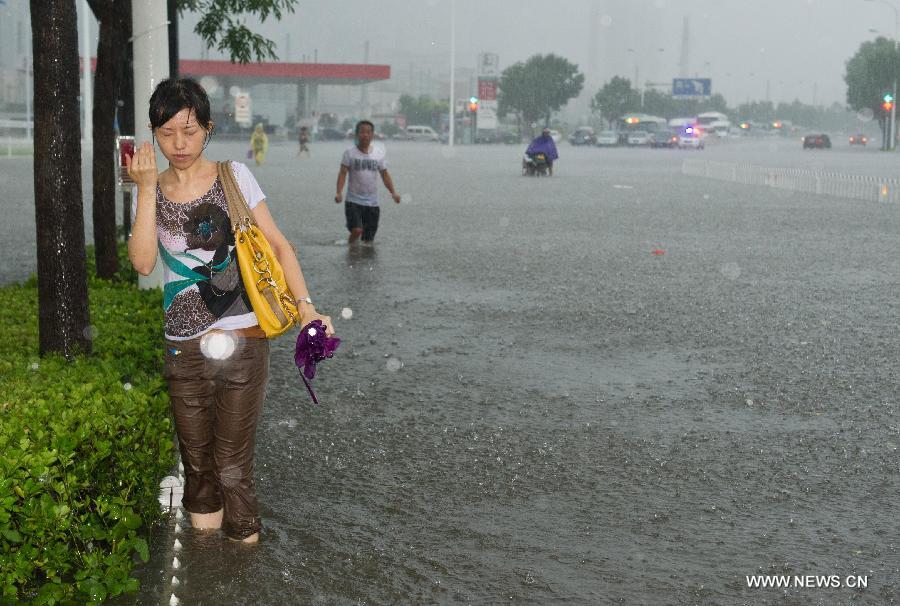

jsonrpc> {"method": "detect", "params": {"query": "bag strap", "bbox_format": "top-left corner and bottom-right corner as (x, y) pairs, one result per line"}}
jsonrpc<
(217, 161), (255, 228)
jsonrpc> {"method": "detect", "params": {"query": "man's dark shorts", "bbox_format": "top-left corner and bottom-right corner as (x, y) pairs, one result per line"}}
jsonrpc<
(345, 201), (380, 241)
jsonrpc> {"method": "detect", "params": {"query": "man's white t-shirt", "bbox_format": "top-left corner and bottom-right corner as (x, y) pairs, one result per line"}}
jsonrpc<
(341, 144), (386, 207)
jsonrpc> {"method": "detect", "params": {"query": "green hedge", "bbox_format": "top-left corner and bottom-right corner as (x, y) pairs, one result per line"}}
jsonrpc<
(0, 246), (174, 604)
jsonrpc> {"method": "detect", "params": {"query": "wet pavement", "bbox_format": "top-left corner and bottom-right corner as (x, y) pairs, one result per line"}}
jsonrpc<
(5, 136), (900, 604)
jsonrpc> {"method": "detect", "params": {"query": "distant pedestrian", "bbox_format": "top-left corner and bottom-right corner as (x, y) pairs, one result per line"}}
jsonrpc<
(334, 120), (401, 244)
(250, 123), (268, 166)
(298, 126), (310, 157)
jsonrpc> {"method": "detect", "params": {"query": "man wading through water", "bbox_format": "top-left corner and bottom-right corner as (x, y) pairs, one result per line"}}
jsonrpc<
(334, 120), (401, 244)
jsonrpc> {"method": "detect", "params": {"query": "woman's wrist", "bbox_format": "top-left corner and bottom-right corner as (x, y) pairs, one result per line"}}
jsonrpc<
(295, 299), (316, 322)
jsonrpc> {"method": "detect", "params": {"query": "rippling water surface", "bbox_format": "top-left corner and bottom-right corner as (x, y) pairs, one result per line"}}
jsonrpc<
(17, 138), (894, 604)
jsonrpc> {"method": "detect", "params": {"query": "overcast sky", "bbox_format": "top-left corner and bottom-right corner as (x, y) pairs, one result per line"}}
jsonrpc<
(174, 0), (896, 108)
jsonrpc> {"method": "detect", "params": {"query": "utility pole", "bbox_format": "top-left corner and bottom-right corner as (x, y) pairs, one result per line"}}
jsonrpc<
(81, 0), (92, 149)
(448, 0), (456, 147)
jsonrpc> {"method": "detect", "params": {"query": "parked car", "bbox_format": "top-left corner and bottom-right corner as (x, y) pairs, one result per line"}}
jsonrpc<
(627, 130), (652, 146)
(650, 131), (679, 148)
(568, 127), (596, 146)
(403, 125), (439, 141)
(475, 129), (521, 144)
(595, 130), (619, 147)
(802, 134), (831, 149)
(849, 134), (868, 146)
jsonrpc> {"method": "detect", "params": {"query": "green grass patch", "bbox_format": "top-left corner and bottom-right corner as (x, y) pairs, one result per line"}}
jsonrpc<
(0, 245), (174, 604)
(0, 147), (34, 157)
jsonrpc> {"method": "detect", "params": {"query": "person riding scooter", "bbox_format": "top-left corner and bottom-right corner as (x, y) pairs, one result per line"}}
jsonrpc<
(525, 127), (559, 176)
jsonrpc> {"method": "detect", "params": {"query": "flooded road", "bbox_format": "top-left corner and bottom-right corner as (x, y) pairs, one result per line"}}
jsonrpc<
(5, 137), (900, 604)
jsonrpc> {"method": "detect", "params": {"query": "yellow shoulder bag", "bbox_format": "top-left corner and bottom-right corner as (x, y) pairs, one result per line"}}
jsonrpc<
(217, 161), (298, 338)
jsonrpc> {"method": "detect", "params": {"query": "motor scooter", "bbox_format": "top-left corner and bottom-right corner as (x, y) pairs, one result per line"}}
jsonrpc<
(522, 152), (549, 177)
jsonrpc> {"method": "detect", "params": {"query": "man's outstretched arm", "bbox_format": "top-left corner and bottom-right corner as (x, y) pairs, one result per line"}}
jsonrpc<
(381, 169), (401, 204)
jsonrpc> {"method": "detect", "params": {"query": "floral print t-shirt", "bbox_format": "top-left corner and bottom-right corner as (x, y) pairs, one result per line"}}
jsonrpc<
(132, 161), (266, 341)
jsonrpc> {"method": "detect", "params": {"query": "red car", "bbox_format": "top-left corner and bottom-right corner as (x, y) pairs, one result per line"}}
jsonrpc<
(849, 134), (868, 146)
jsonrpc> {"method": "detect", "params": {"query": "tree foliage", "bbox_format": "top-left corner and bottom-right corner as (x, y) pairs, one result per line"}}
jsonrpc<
(398, 94), (448, 129)
(845, 36), (899, 127)
(641, 90), (728, 120)
(591, 76), (639, 125)
(592, 77), (730, 124)
(177, 0), (299, 64)
(498, 53), (584, 126)
(734, 99), (859, 130)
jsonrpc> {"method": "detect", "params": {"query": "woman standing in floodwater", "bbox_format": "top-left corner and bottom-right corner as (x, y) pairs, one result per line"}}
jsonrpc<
(126, 78), (332, 543)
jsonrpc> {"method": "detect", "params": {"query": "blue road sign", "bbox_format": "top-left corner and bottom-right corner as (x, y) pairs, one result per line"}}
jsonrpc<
(672, 78), (712, 97)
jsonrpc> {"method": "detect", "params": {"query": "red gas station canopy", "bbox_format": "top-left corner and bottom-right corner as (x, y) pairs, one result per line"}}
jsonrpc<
(84, 58), (390, 86)
(180, 59), (390, 85)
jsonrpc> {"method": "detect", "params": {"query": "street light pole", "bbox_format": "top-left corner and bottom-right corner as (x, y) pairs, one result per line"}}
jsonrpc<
(627, 49), (640, 104)
(448, 0), (456, 148)
(80, 0), (92, 150)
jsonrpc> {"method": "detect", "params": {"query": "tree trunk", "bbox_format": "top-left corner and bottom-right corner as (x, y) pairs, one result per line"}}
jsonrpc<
(168, 0), (179, 79)
(120, 26), (135, 137)
(30, 0), (92, 358)
(90, 1), (128, 279)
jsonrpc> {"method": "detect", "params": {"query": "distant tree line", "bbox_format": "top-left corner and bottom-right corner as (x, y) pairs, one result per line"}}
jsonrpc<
(397, 94), (449, 129)
(845, 36), (899, 131)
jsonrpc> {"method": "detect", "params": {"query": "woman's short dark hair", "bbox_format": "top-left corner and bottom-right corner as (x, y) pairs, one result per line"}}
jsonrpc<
(148, 78), (212, 130)
(355, 120), (375, 134)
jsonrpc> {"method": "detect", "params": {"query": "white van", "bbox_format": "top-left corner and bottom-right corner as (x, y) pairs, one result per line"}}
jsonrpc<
(404, 125), (439, 141)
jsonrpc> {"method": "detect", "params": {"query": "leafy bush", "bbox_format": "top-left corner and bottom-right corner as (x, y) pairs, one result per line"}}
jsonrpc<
(0, 246), (174, 603)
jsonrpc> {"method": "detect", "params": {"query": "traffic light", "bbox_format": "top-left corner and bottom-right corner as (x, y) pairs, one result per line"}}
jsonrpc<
(468, 96), (479, 112)
(884, 92), (895, 113)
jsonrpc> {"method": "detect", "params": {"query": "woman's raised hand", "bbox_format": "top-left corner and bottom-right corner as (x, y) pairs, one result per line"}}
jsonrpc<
(125, 141), (159, 190)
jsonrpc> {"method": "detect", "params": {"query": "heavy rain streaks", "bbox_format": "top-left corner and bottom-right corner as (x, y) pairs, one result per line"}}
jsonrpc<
(71, 135), (899, 604)
(5, 0), (900, 602)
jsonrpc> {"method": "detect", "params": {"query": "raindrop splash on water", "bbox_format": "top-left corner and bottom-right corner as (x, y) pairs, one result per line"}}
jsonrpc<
(600, 14), (613, 27)
(341, 307), (354, 320)
(82, 325), (98, 340)
(720, 262), (741, 280)
(400, 193), (413, 204)
(200, 332), (236, 360)
(499, 217), (510, 228)
(386, 356), (403, 372)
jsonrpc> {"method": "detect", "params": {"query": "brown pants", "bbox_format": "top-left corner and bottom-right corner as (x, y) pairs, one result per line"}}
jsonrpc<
(163, 331), (270, 540)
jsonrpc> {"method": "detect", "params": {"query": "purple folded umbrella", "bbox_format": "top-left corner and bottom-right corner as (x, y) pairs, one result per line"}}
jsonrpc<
(294, 320), (341, 404)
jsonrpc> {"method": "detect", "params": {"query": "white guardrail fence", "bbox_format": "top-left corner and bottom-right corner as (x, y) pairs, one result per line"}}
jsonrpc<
(682, 159), (900, 203)
(0, 119), (34, 157)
